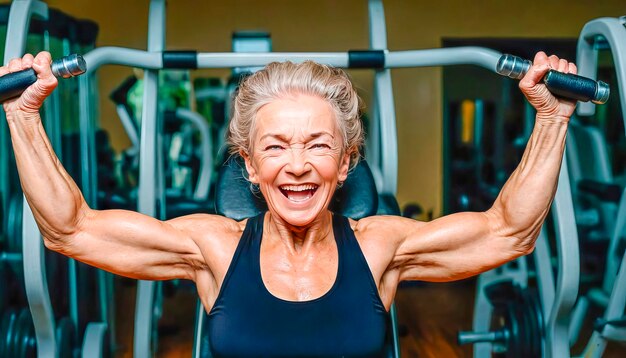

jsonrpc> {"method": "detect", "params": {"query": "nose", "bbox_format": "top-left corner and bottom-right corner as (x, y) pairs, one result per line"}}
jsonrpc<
(285, 147), (311, 177)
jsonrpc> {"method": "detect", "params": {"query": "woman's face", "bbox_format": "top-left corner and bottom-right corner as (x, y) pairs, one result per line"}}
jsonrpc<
(243, 94), (350, 227)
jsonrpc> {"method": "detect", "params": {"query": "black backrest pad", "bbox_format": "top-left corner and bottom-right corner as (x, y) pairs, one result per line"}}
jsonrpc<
(215, 156), (378, 221)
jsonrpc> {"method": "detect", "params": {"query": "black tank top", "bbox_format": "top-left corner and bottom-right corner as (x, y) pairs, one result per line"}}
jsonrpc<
(207, 213), (388, 358)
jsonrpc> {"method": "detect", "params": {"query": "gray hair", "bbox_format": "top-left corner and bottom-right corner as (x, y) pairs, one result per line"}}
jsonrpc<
(227, 61), (364, 168)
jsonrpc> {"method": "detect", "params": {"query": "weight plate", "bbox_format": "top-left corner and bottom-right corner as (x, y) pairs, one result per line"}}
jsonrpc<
(16, 308), (36, 358)
(0, 262), (7, 312)
(9, 308), (23, 358)
(0, 308), (18, 357)
(56, 316), (75, 358)
(7, 194), (22, 253)
(514, 297), (530, 358)
(523, 289), (543, 357)
(47, 250), (69, 315)
(486, 281), (543, 358)
(13, 308), (27, 358)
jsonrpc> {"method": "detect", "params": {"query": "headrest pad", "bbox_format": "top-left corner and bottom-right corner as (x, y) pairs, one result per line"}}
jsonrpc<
(215, 156), (378, 221)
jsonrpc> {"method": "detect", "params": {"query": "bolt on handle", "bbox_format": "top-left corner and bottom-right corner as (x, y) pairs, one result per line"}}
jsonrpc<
(50, 53), (86, 78)
(0, 54), (86, 103)
(496, 54), (532, 80)
(457, 330), (508, 345)
(496, 54), (610, 105)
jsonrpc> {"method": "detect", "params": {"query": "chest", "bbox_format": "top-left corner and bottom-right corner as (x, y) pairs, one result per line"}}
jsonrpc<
(259, 241), (339, 302)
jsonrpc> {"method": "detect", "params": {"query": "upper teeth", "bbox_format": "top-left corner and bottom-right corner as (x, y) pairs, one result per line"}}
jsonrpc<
(280, 184), (317, 191)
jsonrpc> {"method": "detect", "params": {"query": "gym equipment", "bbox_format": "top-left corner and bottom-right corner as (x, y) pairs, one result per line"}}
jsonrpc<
(3, 1), (109, 356)
(458, 281), (543, 358)
(569, 16), (626, 357)
(74, 0), (587, 355)
(496, 54), (610, 104)
(0, 53), (85, 103)
(3, 0), (612, 356)
(460, 16), (626, 358)
(0, 307), (36, 357)
(458, 179), (580, 358)
(566, 119), (619, 280)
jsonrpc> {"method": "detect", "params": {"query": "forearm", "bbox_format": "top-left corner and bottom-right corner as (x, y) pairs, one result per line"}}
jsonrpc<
(489, 116), (568, 246)
(7, 110), (89, 241)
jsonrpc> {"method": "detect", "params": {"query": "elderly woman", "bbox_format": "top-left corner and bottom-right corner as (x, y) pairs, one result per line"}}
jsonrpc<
(3, 51), (575, 357)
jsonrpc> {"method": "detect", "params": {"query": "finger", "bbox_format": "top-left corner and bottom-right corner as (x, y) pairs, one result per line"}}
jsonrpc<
(0, 64), (9, 77)
(548, 55), (560, 70)
(533, 51), (549, 66)
(519, 60), (550, 88)
(32, 51), (53, 78)
(8, 58), (23, 73)
(22, 53), (35, 69)
(558, 58), (568, 73)
(568, 62), (577, 75)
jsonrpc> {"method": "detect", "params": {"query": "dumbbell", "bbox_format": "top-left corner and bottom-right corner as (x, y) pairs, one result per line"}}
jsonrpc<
(497, 54), (610, 104)
(0, 54), (86, 103)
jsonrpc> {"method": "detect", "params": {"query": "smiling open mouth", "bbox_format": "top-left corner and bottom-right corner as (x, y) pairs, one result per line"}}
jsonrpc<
(279, 184), (319, 202)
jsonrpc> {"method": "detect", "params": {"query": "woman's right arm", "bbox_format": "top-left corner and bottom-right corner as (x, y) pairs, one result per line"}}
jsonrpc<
(3, 52), (219, 281)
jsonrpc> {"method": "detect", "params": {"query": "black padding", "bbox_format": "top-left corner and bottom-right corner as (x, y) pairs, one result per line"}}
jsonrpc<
(330, 160), (378, 219)
(377, 194), (401, 216)
(165, 197), (214, 219)
(215, 157), (268, 221)
(109, 76), (137, 105)
(578, 179), (622, 204)
(0, 5), (9, 24)
(77, 19), (99, 46)
(215, 156), (378, 221)
(163, 51), (198, 69)
(348, 50), (385, 69)
(48, 8), (72, 39)
(232, 31), (271, 40)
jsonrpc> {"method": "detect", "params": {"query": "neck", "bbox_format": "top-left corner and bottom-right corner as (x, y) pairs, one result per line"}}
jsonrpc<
(265, 211), (334, 254)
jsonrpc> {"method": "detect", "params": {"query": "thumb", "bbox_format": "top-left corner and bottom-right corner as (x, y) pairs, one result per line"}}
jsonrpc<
(31, 51), (57, 91)
(19, 51), (57, 112)
(519, 51), (550, 90)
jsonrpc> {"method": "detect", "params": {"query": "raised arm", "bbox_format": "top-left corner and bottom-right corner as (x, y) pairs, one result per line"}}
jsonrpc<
(371, 52), (577, 283)
(2, 52), (222, 281)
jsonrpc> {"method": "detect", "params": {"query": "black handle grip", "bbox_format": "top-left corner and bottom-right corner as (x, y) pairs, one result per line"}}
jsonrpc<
(544, 70), (609, 104)
(496, 54), (610, 104)
(0, 54), (86, 104)
(0, 68), (38, 103)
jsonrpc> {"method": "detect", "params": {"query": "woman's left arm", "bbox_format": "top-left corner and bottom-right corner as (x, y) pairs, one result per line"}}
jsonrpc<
(378, 52), (577, 283)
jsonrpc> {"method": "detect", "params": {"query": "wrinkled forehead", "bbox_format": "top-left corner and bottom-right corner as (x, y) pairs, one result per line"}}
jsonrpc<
(252, 95), (341, 143)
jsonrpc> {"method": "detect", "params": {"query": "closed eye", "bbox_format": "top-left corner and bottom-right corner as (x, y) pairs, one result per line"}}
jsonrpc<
(309, 143), (331, 150)
(265, 145), (284, 151)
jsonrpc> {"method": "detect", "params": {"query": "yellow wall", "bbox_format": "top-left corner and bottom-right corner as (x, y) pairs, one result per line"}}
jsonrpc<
(45, 0), (626, 217)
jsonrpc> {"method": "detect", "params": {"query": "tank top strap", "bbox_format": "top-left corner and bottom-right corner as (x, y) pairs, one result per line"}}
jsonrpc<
(231, 212), (264, 265)
(209, 212), (265, 313)
(331, 212), (355, 251)
(332, 213), (385, 310)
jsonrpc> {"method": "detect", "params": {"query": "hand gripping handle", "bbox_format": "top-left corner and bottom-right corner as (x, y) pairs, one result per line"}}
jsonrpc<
(0, 54), (86, 103)
(496, 54), (610, 104)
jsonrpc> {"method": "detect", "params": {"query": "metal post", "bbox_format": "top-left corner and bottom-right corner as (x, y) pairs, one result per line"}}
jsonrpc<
(4, 1), (59, 357)
(134, 1), (166, 356)
(545, 157), (580, 358)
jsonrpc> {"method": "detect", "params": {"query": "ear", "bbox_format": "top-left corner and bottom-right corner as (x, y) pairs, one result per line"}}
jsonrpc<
(240, 150), (259, 184)
(338, 151), (351, 182)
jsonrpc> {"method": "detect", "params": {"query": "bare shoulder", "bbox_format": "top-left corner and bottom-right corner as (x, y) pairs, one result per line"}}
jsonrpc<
(167, 214), (246, 271)
(167, 213), (245, 238)
(351, 215), (427, 244)
(348, 215), (421, 269)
